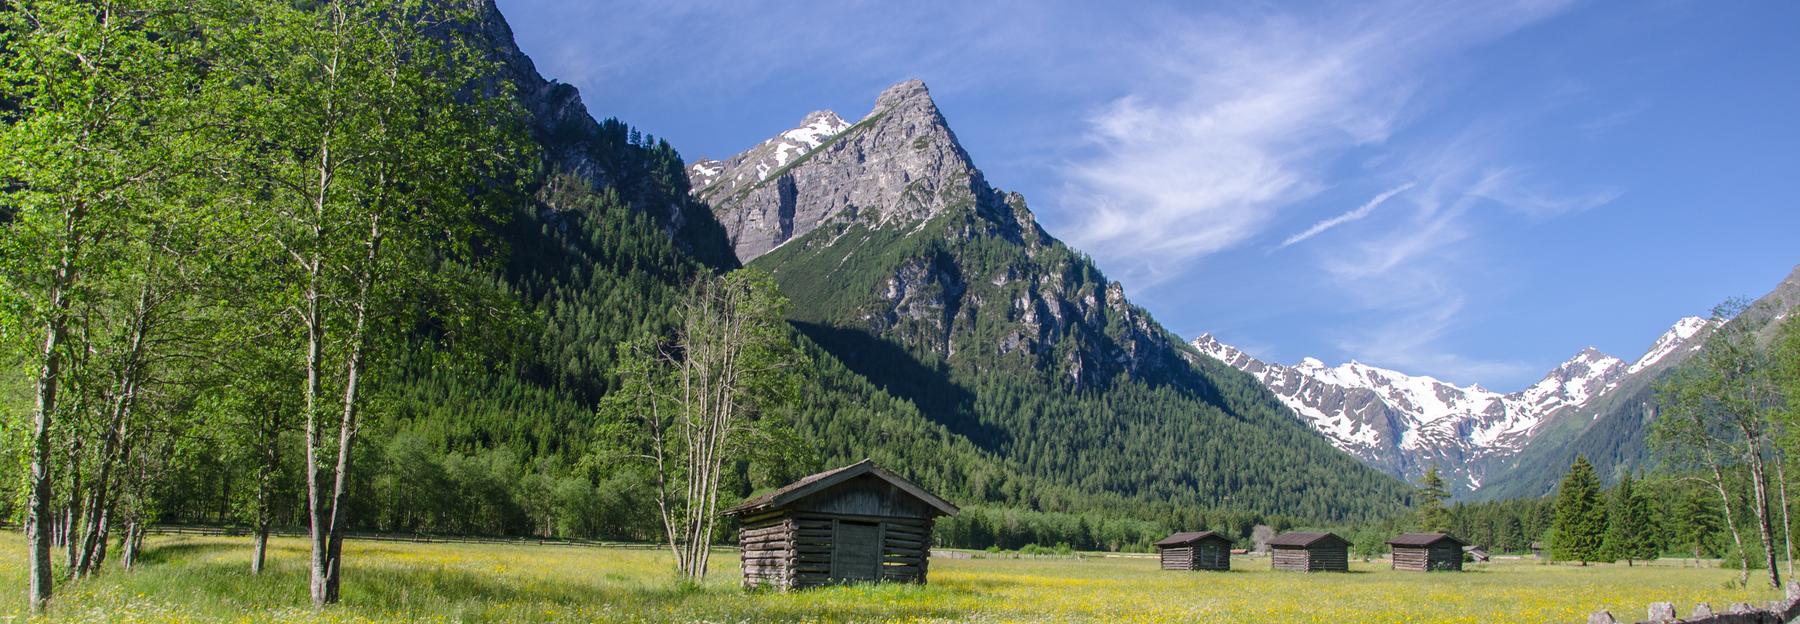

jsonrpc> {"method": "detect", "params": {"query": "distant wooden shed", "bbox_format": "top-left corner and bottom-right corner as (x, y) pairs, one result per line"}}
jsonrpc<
(1155, 531), (1232, 571)
(1464, 544), (1490, 563)
(1268, 531), (1350, 572)
(1386, 533), (1468, 571)
(723, 459), (958, 590)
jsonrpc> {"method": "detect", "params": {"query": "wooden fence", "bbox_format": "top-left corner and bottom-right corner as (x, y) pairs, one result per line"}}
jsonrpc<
(1587, 582), (1800, 624)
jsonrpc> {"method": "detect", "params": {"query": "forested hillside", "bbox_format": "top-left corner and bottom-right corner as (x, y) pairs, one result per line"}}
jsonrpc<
(1, 0), (1413, 572)
(733, 81), (1414, 522)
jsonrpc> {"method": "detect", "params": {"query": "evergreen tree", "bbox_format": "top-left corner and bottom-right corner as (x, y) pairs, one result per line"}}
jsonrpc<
(1673, 486), (1724, 564)
(1551, 455), (1607, 565)
(1601, 473), (1658, 566)
(1417, 466), (1451, 532)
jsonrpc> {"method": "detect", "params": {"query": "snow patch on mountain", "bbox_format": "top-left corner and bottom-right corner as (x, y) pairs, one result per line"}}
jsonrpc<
(686, 110), (849, 200)
(1191, 332), (1637, 492)
(1627, 316), (1713, 374)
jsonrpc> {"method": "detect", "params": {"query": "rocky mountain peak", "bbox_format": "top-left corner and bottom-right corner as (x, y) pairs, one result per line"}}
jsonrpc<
(874, 78), (933, 110)
(694, 79), (990, 262)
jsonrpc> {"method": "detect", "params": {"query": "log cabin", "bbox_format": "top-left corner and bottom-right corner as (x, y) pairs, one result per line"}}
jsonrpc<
(1386, 532), (1468, 571)
(1268, 531), (1350, 572)
(723, 459), (958, 590)
(1155, 531), (1232, 571)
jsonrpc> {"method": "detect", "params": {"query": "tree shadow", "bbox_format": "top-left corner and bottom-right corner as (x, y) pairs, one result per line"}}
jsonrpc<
(791, 321), (1009, 449)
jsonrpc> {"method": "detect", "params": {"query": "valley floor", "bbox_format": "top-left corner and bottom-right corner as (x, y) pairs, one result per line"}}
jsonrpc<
(0, 533), (1782, 623)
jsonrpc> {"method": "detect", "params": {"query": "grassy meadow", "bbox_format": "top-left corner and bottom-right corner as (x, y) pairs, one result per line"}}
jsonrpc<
(0, 533), (1784, 623)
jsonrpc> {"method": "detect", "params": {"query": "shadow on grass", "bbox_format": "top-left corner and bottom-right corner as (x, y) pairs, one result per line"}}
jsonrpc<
(134, 539), (246, 566)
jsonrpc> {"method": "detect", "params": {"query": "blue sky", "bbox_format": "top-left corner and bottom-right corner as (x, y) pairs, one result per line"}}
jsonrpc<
(496, 0), (1800, 391)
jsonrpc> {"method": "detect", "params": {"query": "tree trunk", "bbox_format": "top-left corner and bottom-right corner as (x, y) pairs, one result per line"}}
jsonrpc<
(1713, 464), (1751, 586)
(1779, 451), (1794, 580)
(76, 283), (149, 578)
(120, 520), (140, 570)
(62, 438), (84, 577)
(25, 230), (77, 612)
(303, 254), (330, 608)
(1748, 447), (1783, 589)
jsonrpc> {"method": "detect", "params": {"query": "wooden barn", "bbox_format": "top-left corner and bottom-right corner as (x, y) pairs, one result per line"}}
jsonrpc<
(1386, 533), (1468, 572)
(1268, 531), (1350, 572)
(723, 459), (958, 590)
(1154, 531), (1232, 571)
(1464, 544), (1490, 563)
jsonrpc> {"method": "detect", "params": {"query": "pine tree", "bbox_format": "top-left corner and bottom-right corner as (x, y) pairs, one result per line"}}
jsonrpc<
(1602, 473), (1658, 566)
(1673, 486), (1723, 565)
(1551, 455), (1607, 565)
(1417, 466), (1451, 532)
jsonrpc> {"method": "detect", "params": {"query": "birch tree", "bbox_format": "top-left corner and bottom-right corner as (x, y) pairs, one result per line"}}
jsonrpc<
(0, 0), (195, 611)
(602, 270), (799, 582)
(206, 0), (523, 607)
(1654, 299), (1784, 588)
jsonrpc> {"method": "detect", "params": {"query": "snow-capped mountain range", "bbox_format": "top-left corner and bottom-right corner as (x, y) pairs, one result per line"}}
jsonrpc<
(1191, 316), (1715, 492)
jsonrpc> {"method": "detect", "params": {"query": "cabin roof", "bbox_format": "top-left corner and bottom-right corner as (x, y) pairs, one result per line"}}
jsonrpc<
(722, 459), (960, 517)
(1267, 531), (1348, 548)
(1386, 532), (1468, 548)
(1155, 531), (1229, 547)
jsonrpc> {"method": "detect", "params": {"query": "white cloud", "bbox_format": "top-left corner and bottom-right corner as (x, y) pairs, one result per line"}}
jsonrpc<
(1277, 182), (1416, 250)
(1056, 1), (1576, 286)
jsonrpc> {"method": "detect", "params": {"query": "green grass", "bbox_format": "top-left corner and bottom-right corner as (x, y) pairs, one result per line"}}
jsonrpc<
(0, 533), (1783, 622)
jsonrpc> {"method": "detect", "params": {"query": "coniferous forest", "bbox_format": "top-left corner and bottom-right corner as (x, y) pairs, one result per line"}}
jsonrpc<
(5, 0), (1800, 618)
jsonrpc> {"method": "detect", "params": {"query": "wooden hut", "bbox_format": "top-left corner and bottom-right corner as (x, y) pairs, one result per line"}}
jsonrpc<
(1154, 531), (1232, 571)
(723, 459), (959, 590)
(1268, 531), (1350, 572)
(1386, 533), (1468, 571)
(1464, 544), (1490, 563)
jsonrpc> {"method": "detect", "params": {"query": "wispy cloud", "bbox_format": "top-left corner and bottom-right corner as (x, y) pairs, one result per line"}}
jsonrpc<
(1057, 1), (1577, 285)
(1277, 182), (1416, 250)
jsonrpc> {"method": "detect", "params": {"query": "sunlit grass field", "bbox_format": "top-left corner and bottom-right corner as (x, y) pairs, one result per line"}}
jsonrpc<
(0, 533), (1783, 622)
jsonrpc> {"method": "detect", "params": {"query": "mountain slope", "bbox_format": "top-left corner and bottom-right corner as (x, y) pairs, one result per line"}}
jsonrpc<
(1475, 264), (1800, 499)
(698, 80), (1414, 521)
(1190, 336), (1629, 492)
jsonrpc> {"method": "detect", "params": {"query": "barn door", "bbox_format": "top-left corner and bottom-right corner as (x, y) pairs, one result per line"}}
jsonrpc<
(830, 520), (883, 582)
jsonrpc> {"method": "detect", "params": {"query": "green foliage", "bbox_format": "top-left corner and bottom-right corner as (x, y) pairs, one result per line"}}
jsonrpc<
(1551, 455), (1607, 564)
(1416, 467), (1450, 532)
(1600, 473), (1658, 564)
(753, 198), (1414, 524)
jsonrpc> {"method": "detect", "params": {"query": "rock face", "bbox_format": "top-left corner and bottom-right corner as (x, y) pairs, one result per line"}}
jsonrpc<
(1192, 335), (1633, 492)
(688, 79), (1415, 518)
(694, 79), (991, 262)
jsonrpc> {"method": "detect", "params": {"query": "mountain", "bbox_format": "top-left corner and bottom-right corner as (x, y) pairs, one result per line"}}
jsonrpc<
(1194, 264), (1800, 499)
(695, 79), (1414, 522)
(1191, 335), (1631, 492)
(1474, 264), (1800, 499)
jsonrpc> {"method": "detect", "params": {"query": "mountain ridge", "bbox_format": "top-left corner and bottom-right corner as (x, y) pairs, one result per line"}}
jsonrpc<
(1191, 314), (1714, 493)
(695, 79), (1416, 521)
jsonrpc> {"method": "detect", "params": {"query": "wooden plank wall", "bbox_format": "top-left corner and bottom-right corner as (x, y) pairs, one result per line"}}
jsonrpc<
(1196, 541), (1230, 571)
(742, 512), (935, 590)
(878, 516), (931, 584)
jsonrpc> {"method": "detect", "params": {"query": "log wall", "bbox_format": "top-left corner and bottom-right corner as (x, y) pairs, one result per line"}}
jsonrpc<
(1272, 544), (1348, 572)
(739, 511), (934, 590)
(1392, 544), (1463, 572)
